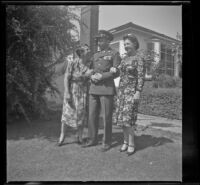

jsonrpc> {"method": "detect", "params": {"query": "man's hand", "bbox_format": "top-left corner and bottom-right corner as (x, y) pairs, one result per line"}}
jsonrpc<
(110, 67), (117, 73)
(85, 69), (94, 77)
(91, 73), (102, 83)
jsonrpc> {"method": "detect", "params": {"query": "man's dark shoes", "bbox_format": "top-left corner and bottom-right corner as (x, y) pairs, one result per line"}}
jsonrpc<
(75, 136), (85, 145)
(99, 144), (111, 152)
(82, 140), (98, 147)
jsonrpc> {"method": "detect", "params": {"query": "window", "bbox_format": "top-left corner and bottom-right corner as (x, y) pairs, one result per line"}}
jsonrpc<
(159, 61), (165, 68)
(146, 42), (154, 76)
(166, 54), (171, 61)
(159, 43), (175, 76)
(146, 42), (175, 77)
(166, 61), (173, 68)
(161, 44), (166, 52)
(166, 47), (172, 55)
(166, 69), (174, 76)
(161, 51), (165, 60)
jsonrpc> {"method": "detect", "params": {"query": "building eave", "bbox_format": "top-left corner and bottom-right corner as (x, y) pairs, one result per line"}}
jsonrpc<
(109, 22), (181, 44)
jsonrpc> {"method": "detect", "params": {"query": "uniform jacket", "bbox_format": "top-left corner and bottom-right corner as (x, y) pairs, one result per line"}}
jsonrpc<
(89, 47), (121, 95)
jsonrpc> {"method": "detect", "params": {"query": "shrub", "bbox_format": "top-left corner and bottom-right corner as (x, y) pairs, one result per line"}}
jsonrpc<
(139, 87), (182, 119)
(6, 6), (79, 123)
(173, 76), (182, 88)
(153, 74), (182, 88)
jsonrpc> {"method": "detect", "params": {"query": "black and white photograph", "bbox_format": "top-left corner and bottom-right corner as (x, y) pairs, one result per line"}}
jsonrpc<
(6, 4), (182, 182)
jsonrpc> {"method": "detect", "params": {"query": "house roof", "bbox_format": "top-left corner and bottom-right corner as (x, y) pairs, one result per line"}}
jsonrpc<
(109, 22), (181, 44)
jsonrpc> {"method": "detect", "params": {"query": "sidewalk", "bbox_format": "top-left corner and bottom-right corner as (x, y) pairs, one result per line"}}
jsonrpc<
(7, 114), (182, 181)
(137, 113), (182, 134)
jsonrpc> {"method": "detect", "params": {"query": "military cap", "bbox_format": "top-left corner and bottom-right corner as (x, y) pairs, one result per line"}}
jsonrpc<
(94, 30), (114, 42)
(123, 33), (139, 50)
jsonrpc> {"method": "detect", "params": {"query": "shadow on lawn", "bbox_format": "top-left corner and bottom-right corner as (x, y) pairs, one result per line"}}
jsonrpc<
(98, 131), (173, 152)
(6, 112), (76, 141)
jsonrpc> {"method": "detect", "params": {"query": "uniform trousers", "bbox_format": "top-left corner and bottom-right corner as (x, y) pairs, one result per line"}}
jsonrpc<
(88, 94), (114, 145)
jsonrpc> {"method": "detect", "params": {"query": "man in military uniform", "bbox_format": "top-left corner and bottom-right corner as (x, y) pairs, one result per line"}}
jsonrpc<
(83, 30), (121, 152)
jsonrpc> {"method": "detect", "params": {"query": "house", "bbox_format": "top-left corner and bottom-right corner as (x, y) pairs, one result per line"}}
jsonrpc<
(109, 22), (182, 81)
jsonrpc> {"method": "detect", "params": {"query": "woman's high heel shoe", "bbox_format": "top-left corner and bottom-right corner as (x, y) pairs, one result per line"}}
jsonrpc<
(57, 141), (64, 147)
(127, 145), (135, 156)
(56, 138), (65, 147)
(119, 142), (128, 152)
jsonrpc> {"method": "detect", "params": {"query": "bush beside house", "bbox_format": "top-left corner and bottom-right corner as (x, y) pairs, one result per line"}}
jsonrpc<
(138, 77), (182, 120)
(152, 74), (182, 88)
(139, 87), (182, 120)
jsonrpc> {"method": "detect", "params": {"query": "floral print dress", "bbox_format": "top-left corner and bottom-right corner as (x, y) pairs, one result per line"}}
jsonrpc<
(113, 52), (145, 128)
(61, 58), (91, 129)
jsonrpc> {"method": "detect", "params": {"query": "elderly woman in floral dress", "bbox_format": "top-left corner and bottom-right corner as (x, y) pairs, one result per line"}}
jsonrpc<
(57, 45), (94, 146)
(111, 34), (145, 156)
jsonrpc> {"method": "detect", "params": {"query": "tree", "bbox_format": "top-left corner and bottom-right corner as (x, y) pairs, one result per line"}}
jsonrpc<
(137, 48), (160, 80)
(6, 5), (80, 123)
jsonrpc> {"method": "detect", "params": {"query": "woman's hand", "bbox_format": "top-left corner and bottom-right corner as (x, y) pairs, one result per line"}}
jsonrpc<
(133, 91), (140, 103)
(85, 69), (94, 77)
(110, 67), (117, 73)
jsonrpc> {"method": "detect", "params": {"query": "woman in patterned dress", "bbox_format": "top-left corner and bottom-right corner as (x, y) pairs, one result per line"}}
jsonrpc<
(111, 34), (145, 155)
(57, 45), (94, 146)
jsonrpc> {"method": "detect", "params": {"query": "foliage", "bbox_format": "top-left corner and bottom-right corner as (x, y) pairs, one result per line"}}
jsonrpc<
(138, 49), (160, 75)
(152, 74), (182, 88)
(139, 86), (182, 120)
(6, 5), (80, 123)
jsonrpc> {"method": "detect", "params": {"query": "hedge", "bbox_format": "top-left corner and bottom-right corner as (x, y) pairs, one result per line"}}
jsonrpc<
(138, 87), (182, 120)
(152, 74), (182, 88)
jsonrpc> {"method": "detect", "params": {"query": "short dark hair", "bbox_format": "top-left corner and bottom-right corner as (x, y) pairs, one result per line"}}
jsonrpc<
(75, 44), (88, 57)
(123, 34), (139, 50)
(76, 49), (84, 57)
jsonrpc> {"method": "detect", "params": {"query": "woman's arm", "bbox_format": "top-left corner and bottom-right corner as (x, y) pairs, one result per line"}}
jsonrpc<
(64, 60), (73, 97)
(64, 72), (70, 95)
(61, 61), (68, 75)
(136, 56), (145, 93)
(79, 59), (95, 79)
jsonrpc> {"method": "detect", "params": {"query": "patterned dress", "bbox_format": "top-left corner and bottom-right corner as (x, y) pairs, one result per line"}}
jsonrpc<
(61, 58), (91, 129)
(113, 52), (145, 128)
